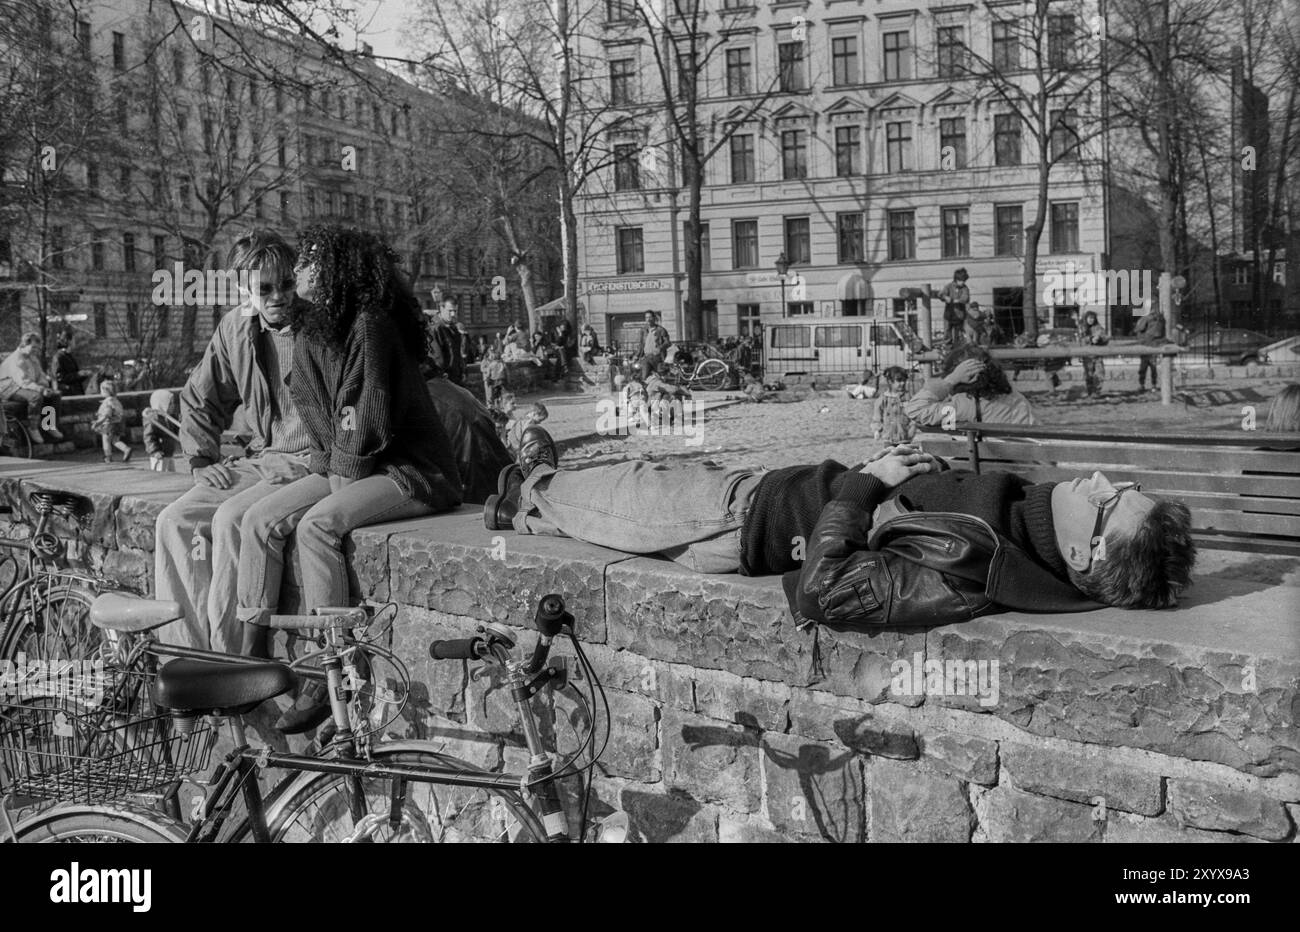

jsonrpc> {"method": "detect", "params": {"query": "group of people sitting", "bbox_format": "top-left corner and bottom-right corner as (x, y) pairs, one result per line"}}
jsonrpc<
(146, 225), (1228, 735)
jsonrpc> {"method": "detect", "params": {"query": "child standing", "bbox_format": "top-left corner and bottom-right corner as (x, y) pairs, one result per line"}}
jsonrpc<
(482, 349), (507, 409)
(92, 380), (132, 463)
(869, 366), (916, 444)
(143, 388), (179, 471)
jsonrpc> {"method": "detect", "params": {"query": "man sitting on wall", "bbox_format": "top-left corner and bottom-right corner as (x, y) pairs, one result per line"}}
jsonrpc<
(0, 332), (66, 444)
(154, 230), (313, 652)
(484, 429), (1196, 629)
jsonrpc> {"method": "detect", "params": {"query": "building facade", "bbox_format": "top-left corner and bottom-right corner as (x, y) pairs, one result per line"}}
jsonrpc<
(575, 0), (1113, 350)
(0, 0), (544, 374)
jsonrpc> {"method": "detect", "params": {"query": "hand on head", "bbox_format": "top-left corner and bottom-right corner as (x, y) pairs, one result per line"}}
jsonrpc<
(945, 358), (985, 387)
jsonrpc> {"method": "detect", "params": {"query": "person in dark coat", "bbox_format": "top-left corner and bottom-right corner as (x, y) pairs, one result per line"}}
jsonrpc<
(425, 376), (512, 504)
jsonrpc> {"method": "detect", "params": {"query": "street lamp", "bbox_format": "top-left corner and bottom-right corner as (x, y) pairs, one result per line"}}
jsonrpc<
(775, 251), (789, 319)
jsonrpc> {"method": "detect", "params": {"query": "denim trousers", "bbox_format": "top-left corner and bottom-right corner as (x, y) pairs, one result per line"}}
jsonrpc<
(515, 461), (762, 574)
(154, 453), (311, 652)
(236, 472), (433, 626)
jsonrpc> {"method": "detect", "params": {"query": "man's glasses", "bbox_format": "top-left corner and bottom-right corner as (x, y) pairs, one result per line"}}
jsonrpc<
(1087, 481), (1141, 567)
(257, 277), (296, 297)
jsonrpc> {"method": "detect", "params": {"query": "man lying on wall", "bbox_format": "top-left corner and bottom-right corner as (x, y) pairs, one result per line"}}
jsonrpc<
(483, 429), (1196, 630)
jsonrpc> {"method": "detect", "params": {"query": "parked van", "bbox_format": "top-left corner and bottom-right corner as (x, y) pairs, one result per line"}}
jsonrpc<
(765, 317), (915, 381)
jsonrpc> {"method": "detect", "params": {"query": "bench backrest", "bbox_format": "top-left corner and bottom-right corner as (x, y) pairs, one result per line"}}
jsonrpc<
(917, 423), (1300, 553)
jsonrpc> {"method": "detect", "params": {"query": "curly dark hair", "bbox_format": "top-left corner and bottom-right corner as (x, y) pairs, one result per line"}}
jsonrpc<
(290, 225), (427, 356)
(938, 343), (1013, 399)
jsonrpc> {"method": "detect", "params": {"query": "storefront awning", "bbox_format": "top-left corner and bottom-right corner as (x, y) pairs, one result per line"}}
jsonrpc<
(837, 271), (870, 301)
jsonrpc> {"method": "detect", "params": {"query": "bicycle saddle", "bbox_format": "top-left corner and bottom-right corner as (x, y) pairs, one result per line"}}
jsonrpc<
(28, 489), (95, 527)
(151, 659), (297, 713)
(90, 592), (182, 632)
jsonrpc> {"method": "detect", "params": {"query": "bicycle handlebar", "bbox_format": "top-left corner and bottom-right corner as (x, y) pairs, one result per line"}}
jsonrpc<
(429, 637), (483, 660)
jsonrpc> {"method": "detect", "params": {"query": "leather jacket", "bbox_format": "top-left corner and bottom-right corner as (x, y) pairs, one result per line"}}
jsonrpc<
(782, 496), (1102, 632)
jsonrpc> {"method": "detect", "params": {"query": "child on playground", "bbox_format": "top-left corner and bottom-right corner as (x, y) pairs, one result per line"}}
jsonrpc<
(143, 388), (179, 471)
(869, 366), (916, 444)
(92, 380), (132, 464)
(482, 348), (507, 409)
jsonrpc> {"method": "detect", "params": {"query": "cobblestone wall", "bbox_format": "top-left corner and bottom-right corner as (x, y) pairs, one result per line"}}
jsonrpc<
(1, 461), (1295, 842)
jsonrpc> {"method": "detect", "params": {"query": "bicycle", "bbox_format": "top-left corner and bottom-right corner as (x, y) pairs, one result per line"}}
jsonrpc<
(0, 403), (33, 460)
(0, 490), (113, 667)
(662, 353), (732, 392)
(1, 590), (617, 843)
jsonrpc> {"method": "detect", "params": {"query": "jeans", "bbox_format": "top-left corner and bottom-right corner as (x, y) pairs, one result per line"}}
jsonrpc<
(1138, 354), (1157, 388)
(514, 461), (762, 574)
(154, 453), (311, 651)
(236, 473), (433, 626)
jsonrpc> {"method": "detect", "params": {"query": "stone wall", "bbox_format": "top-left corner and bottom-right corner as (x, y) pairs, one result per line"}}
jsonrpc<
(1, 458), (1296, 842)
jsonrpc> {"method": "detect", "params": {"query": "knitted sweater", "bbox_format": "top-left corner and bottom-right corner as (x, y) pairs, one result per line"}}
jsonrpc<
(292, 312), (463, 510)
(739, 462), (1068, 583)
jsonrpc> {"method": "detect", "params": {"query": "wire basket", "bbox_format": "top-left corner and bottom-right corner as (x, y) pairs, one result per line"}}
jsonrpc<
(0, 667), (216, 804)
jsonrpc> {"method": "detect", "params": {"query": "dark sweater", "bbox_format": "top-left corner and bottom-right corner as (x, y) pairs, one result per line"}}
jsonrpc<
(291, 312), (463, 510)
(739, 462), (1068, 582)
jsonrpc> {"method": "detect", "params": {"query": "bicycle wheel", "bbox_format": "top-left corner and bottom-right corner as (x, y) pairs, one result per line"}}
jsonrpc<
(10, 803), (188, 843)
(1, 414), (32, 459)
(250, 746), (547, 843)
(0, 580), (99, 664)
(693, 359), (730, 391)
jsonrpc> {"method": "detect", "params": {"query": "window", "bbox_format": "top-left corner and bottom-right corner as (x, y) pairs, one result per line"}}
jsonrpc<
(886, 121), (913, 172)
(112, 32), (125, 70)
(203, 119), (213, 151)
(123, 232), (136, 271)
(788, 302), (814, 316)
(616, 227), (644, 274)
(157, 306), (170, 340)
(93, 304), (107, 338)
(738, 304), (761, 337)
(172, 49), (185, 84)
(784, 217), (811, 265)
(941, 207), (969, 258)
(781, 130), (807, 180)
(86, 162), (99, 193)
(373, 103), (383, 133)
(1048, 15), (1076, 69)
(119, 164), (131, 194)
(843, 299), (869, 317)
(835, 126), (861, 176)
(249, 81), (258, 108)
(883, 31), (912, 81)
(995, 204), (1023, 256)
(275, 85), (284, 112)
(277, 136), (287, 168)
(778, 41), (806, 93)
(92, 240), (104, 271)
(614, 143), (640, 191)
(126, 304), (140, 339)
(939, 118), (967, 169)
(936, 26), (966, 78)
(1050, 202), (1079, 253)
(676, 52), (698, 91)
(51, 227), (66, 269)
(255, 195), (264, 220)
(992, 20), (1019, 71)
(888, 210), (916, 260)
(732, 220), (759, 269)
(200, 62), (211, 93)
(681, 220), (712, 270)
(817, 325), (862, 347)
(726, 48), (753, 96)
(610, 59), (634, 105)
(76, 19), (90, 58)
(831, 36), (859, 86)
(1050, 109), (1080, 161)
(153, 235), (166, 269)
(730, 133), (755, 183)
(357, 195), (367, 223)
(994, 114), (1021, 166)
(773, 326), (810, 348)
(307, 189), (318, 218)
(837, 212), (864, 263)
(116, 94), (128, 130)
(606, 0), (635, 21)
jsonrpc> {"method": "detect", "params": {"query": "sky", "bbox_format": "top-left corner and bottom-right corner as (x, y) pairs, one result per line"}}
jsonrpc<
(331, 0), (420, 63)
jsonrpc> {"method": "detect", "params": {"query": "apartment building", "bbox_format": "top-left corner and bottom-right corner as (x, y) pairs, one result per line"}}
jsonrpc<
(0, 0), (536, 368)
(575, 0), (1116, 348)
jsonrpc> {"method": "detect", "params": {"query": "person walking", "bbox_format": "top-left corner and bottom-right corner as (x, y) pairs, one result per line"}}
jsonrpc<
(639, 310), (671, 380)
(92, 380), (133, 463)
(52, 330), (85, 396)
(1134, 307), (1166, 393)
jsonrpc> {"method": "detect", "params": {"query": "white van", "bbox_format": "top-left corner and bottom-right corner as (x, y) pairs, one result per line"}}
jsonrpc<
(765, 317), (916, 381)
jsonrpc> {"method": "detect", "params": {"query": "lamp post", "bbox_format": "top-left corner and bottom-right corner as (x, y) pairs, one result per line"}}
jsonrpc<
(775, 251), (789, 319)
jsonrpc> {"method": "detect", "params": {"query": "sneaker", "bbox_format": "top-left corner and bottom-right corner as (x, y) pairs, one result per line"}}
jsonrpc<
(516, 426), (558, 478)
(121, 447), (132, 463)
(43, 427), (64, 442)
(274, 677), (333, 734)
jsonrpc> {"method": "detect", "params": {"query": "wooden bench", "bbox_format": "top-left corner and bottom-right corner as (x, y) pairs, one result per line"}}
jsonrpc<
(916, 422), (1300, 555)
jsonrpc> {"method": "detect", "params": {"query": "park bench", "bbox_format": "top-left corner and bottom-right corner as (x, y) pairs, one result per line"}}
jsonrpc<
(917, 422), (1300, 556)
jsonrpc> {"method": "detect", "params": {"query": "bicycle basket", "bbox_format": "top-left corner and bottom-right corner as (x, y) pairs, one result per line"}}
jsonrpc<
(0, 667), (215, 804)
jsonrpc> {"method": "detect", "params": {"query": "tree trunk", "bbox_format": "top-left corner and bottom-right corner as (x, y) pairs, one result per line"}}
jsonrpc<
(498, 215), (539, 332)
(559, 173), (580, 330)
(684, 157), (704, 342)
(1155, 0), (1179, 331)
(1022, 150), (1050, 339)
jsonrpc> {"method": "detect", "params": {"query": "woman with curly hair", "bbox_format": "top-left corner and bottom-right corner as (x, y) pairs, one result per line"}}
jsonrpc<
(904, 343), (1036, 426)
(235, 226), (463, 729)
